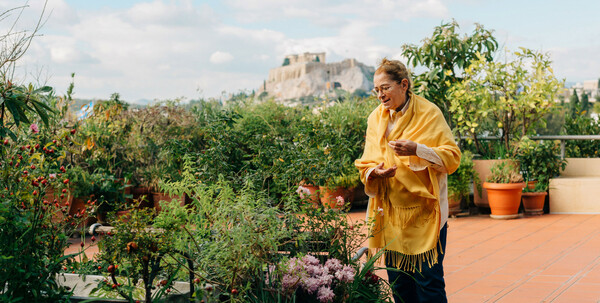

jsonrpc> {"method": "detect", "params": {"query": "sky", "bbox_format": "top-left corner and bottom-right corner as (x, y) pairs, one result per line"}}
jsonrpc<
(1, 0), (599, 103)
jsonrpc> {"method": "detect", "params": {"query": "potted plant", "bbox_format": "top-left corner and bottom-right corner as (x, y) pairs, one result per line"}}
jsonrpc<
(516, 137), (567, 215)
(482, 160), (525, 219)
(448, 150), (481, 215)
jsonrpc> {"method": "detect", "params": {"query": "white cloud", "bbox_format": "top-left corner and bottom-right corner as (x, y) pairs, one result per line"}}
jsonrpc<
(209, 51), (234, 64)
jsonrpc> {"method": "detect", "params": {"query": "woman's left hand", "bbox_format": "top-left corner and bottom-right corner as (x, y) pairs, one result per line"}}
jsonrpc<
(388, 139), (417, 156)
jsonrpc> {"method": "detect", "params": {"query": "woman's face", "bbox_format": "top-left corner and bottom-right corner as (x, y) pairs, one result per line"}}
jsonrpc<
(373, 72), (409, 111)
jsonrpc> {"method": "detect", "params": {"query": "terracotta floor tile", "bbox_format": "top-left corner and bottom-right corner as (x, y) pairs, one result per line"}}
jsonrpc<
(528, 275), (571, 284)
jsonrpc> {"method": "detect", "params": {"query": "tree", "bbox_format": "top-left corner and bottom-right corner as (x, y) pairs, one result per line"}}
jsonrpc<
(449, 48), (563, 154)
(569, 88), (579, 116)
(0, 2), (53, 140)
(402, 20), (498, 129)
(581, 92), (590, 115)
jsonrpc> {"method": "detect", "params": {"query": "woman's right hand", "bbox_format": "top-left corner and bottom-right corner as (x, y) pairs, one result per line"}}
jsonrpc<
(369, 162), (396, 180)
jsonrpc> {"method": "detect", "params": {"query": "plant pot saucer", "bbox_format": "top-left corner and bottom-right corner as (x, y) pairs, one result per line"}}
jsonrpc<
(490, 213), (521, 220)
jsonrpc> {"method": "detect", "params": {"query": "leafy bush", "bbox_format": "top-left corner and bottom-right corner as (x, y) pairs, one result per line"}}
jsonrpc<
(486, 160), (523, 183)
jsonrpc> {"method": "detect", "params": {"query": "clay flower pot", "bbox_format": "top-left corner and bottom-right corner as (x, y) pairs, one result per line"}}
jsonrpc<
(320, 186), (354, 210)
(448, 195), (461, 216)
(296, 183), (321, 208)
(483, 182), (525, 219)
(522, 191), (547, 216)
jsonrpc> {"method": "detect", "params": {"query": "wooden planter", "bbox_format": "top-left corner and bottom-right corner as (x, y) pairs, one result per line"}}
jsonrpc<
(483, 182), (525, 219)
(522, 191), (547, 216)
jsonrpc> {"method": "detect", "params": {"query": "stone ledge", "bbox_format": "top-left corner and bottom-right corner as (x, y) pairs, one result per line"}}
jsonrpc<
(549, 176), (600, 214)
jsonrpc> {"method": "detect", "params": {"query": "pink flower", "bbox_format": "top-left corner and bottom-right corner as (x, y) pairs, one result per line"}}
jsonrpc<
(325, 258), (343, 273)
(301, 277), (321, 294)
(296, 185), (311, 199)
(302, 255), (320, 266)
(30, 123), (39, 134)
(335, 196), (345, 207)
(281, 273), (300, 293)
(317, 286), (335, 303)
(334, 265), (355, 283)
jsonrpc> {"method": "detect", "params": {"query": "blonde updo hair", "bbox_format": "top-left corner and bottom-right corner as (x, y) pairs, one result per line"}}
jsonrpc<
(375, 58), (412, 94)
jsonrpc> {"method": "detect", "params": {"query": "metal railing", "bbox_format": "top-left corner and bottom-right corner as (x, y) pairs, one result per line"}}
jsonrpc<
(462, 135), (600, 159)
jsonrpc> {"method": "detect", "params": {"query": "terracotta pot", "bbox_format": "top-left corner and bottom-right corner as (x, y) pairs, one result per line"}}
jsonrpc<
(152, 192), (185, 213)
(473, 159), (511, 208)
(132, 187), (153, 209)
(296, 184), (321, 208)
(448, 196), (461, 216)
(526, 180), (538, 191)
(522, 191), (547, 216)
(320, 187), (354, 210)
(483, 182), (525, 219)
(116, 210), (131, 222)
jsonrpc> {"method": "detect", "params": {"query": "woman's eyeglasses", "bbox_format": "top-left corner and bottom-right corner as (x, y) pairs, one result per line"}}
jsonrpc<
(372, 85), (393, 96)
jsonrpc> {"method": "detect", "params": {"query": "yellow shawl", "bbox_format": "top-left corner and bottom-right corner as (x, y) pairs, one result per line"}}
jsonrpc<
(355, 93), (460, 272)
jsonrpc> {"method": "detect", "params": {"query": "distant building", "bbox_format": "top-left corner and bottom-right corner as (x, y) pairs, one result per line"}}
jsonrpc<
(567, 79), (600, 101)
(258, 52), (375, 101)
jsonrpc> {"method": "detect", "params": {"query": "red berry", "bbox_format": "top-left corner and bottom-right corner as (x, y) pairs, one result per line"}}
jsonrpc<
(194, 278), (200, 284)
(63, 179), (69, 184)
(98, 266), (102, 270)
(231, 288), (238, 295)
(80, 242), (84, 247)
(33, 190), (38, 196)
(35, 143), (40, 149)
(70, 129), (76, 135)
(23, 170), (28, 175)
(30, 164), (35, 169)
(107, 265), (115, 273)
(52, 139), (57, 144)
(3, 139), (8, 145)
(91, 236), (96, 242)
(62, 189), (67, 193)
(112, 284), (117, 289)
(32, 180), (39, 187)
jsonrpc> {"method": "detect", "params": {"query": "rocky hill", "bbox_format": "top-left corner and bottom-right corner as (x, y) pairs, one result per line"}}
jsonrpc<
(258, 52), (375, 101)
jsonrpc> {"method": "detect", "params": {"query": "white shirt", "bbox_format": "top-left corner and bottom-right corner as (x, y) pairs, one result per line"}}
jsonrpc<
(364, 100), (449, 230)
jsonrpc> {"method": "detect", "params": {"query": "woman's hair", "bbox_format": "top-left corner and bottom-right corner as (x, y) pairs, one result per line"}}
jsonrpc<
(375, 58), (412, 93)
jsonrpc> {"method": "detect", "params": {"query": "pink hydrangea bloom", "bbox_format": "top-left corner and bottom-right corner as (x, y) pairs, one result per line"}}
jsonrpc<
(306, 264), (324, 276)
(302, 254), (320, 266)
(325, 258), (343, 273)
(281, 273), (300, 292)
(317, 286), (335, 303)
(334, 265), (355, 283)
(301, 277), (321, 294)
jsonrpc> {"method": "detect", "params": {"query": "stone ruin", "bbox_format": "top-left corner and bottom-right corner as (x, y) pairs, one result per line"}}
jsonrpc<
(257, 52), (375, 101)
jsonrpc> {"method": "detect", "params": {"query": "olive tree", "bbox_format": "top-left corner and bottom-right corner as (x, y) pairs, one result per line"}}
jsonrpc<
(402, 20), (498, 129)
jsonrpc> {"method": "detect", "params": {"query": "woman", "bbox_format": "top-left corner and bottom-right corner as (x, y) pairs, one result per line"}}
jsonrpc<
(355, 58), (461, 302)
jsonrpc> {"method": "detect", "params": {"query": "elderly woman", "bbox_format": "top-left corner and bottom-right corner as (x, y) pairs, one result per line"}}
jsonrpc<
(355, 58), (461, 303)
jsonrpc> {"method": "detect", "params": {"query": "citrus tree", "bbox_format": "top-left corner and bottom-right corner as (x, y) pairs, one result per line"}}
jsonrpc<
(402, 20), (498, 129)
(448, 48), (564, 154)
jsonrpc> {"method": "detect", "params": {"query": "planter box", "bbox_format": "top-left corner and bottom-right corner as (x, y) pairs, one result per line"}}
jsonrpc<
(56, 273), (191, 303)
(549, 158), (600, 214)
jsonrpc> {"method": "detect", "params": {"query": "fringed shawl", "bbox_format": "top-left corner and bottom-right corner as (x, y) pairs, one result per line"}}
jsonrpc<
(355, 94), (460, 272)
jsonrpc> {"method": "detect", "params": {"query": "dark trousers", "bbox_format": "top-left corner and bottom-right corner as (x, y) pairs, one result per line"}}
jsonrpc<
(386, 223), (448, 303)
